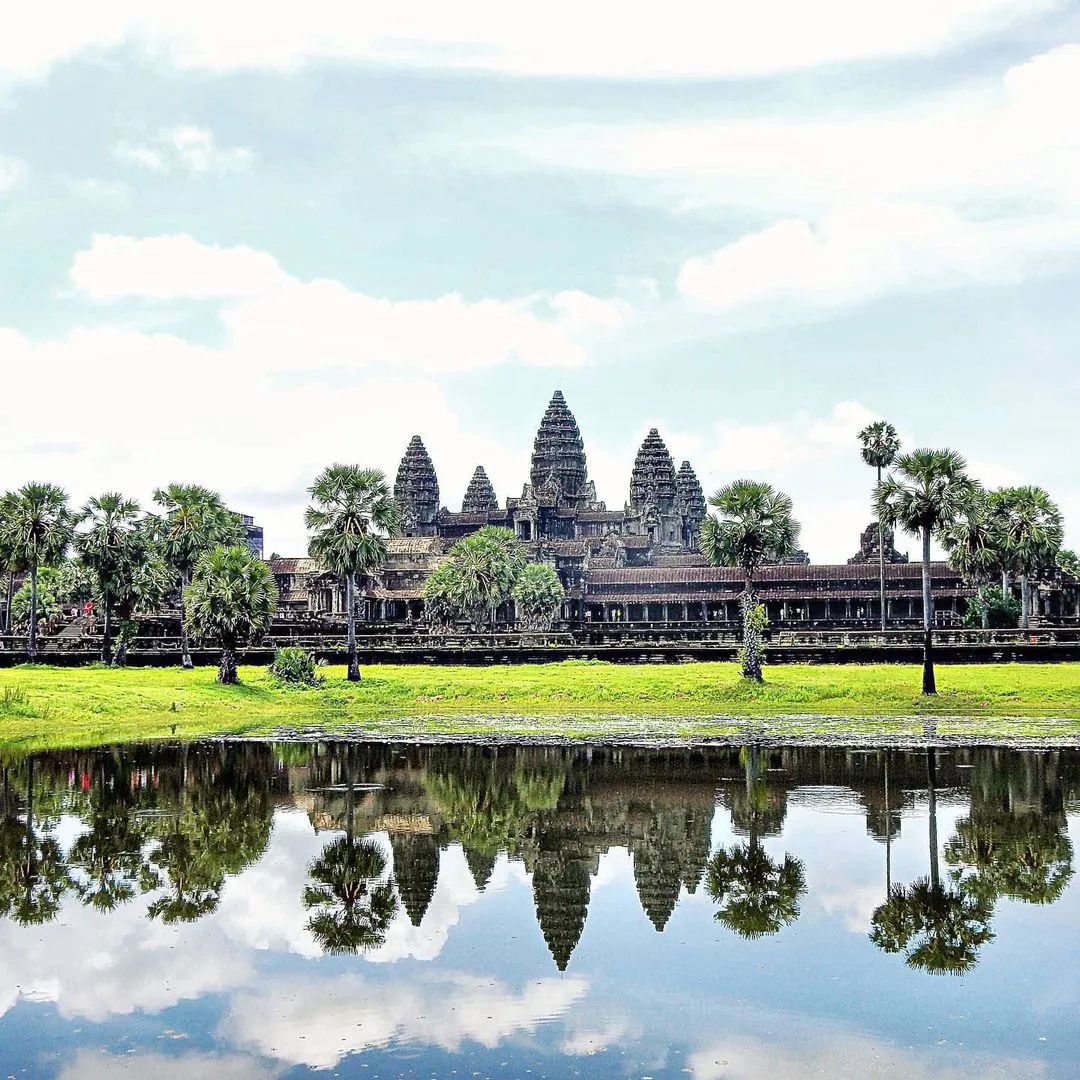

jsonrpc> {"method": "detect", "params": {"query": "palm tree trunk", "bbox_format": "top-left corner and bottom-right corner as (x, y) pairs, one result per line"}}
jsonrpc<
(740, 578), (763, 682)
(927, 748), (939, 890)
(1020, 574), (1031, 630)
(27, 565), (38, 661)
(101, 598), (113, 665)
(3, 570), (12, 633)
(346, 574), (360, 682)
(877, 464), (887, 632)
(884, 750), (891, 896)
(218, 638), (238, 684)
(977, 584), (989, 629)
(921, 526), (936, 695)
(180, 570), (193, 670)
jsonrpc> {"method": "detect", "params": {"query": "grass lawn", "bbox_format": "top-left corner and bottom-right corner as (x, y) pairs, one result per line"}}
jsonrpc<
(1, 660), (1079, 751)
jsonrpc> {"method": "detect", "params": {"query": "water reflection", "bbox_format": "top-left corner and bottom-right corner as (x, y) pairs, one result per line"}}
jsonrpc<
(0, 741), (1076, 1076)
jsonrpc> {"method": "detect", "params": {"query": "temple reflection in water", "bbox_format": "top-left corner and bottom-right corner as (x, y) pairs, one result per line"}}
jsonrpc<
(0, 741), (1074, 975)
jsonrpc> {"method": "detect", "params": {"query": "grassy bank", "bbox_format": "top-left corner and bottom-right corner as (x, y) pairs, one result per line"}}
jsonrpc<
(1, 660), (1079, 751)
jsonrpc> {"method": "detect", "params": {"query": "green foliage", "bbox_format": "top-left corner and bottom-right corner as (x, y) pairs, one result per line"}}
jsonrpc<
(305, 464), (398, 579)
(11, 571), (59, 628)
(152, 484), (246, 583)
(0, 484), (76, 573)
(184, 545), (278, 683)
(989, 485), (1064, 577)
(875, 449), (980, 538)
(511, 562), (565, 630)
(737, 603), (769, 671)
(858, 420), (901, 471)
(962, 586), (1019, 629)
(268, 646), (323, 688)
(700, 480), (799, 576)
(423, 526), (528, 630)
(705, 841), (806, 939)
(1058, 548), (1080, 579)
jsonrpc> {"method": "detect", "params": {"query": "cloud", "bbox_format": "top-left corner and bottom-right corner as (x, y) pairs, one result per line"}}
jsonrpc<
(687, 1031), (1046, 1080)
(71, 234), (289, 299)
(0, 2), (1060, 83)
(67, 232), (629, 370)
(222, 970), (588, 1069)
(676, 202), (1080, 316)
(0, 156), (26, 198)
(114, 126), (253, 174)
(56, 1050), (274, 1080)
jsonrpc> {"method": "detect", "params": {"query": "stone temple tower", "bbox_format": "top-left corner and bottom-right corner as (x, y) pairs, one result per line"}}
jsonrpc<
(461, 466), (498, 514)
(529, 390), (588, 504)
(675, 460), (706, 549)
(394, 435), (440, 536)
(627, 428), (680, 547)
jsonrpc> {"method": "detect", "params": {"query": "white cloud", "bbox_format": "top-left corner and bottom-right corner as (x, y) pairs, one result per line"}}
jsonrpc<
(677, 202), (1080, 316)
(71, 234), (289, 299)
(222, 970), (588, 1069)
(66, 232), (629, 371)
(0, 156), (26, 198)
(57, 1050), (273, 1080)
(687, 1031), (1046, 1080)
(114, 126), (253, 174)
(0, 2), (1060, 83)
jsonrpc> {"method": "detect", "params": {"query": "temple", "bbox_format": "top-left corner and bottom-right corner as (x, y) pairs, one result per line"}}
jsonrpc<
(270, 390), (1079, 628)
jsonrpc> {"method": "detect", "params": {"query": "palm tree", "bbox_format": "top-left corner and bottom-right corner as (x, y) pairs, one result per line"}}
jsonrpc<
(302, 751), (398, 953)
(941, 493), (1005, 630)
(0, 509), (19, 635)
(112, 541), (172, 667)
(76, 493), (143, 664)
(700, 480), (799, 682)
(858, 420), (901, 631)
(153, 484), (246, 669)
(512, 562), (566, 630)
(989, 486), (1063, 630)
(0, 484), (75, 661)
(184, 545), (277, 684)
(875, 450), (979, 694)
(305, 465), (399, 682)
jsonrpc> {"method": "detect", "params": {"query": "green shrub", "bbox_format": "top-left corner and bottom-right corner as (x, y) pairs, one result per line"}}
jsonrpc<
(268, 647), (323, 688)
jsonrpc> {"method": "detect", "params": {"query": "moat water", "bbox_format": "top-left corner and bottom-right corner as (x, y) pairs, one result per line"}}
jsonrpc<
(0, 741), (1077, 1079)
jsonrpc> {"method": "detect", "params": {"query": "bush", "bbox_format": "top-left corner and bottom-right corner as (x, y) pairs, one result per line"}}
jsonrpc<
(268, 647), (323, 688)
(962, 586), (1020, 629)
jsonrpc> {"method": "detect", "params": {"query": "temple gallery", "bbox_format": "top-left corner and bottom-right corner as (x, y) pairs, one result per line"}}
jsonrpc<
(269, 391), (1077, 629)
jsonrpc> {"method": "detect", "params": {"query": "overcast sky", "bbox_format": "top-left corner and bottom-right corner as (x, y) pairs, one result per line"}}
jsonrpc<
(2, 2), (1079, 560)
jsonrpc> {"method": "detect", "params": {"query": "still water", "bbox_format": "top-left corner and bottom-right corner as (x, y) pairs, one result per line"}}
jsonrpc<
(0, 741), (1077, 1079)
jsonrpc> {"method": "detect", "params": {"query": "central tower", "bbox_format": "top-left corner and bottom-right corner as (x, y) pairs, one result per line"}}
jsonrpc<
(529, 390), (588, 502)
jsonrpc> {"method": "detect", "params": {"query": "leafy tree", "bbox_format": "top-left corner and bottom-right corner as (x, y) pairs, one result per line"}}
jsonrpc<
(941, 493), (1008, 629)
(875, 450), (979, 694)
(858, 420), (901, 630)
(153, 484), (246, 669)
(303, 755), (398, 953)
(1057, 548), (1080, 579)
(184, 545), (277, 684)
(705, 841), (806, 939)
(76, 493), (144, 663)
(511, 562), (565, 630)
(960, 585), (1019, 630)
(305, 465), (398, 682)
(112, 544), (172, 666)
(423, 527), (527, 631)
(700, 480), (798, 682)
(10, 569), (60, 629)
(0, 484), (76, 660)
(988, 486), (1063, 629)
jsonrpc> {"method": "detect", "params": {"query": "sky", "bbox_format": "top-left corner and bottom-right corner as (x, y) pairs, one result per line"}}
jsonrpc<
(2, 2), (1079, 560)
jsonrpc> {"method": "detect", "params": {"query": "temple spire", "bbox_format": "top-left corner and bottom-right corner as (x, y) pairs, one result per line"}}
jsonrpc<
(394, 435), (439, 536)
(461, 466), (498, 514)
(629, 428), (677, 513)
(676, 460), (706, 548)
(530, 390), (588, 502)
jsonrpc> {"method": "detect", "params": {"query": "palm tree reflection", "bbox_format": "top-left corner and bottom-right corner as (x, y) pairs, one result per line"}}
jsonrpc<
(706, 747), (806, 939)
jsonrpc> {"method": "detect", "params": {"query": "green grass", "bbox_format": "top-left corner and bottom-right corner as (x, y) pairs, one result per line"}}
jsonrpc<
(1, 660), (1080, 751)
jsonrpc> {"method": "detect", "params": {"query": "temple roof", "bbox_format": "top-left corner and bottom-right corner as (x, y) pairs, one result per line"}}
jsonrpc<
(530, 390), (588, 502)
(587, 562), (963, 585)
(629, 428), (677, 511)
(395, 435), (440, 526)
(462, 465), (499, 514)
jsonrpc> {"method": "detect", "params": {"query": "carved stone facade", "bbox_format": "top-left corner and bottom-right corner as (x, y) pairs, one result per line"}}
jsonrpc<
(394, 435), (440, 537)
(848, 522), (909, 565)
